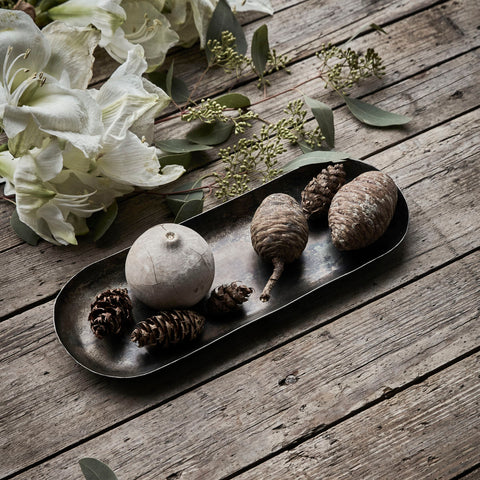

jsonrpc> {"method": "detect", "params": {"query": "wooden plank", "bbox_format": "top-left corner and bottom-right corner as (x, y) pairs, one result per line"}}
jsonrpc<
(0, 112), (479, 474)
(0, 0), (478, 315)
(89, 0), (439, 88)
(1, 108), (478, 474)
(5, 251), (479, 480)
(235, 354), (480, 480)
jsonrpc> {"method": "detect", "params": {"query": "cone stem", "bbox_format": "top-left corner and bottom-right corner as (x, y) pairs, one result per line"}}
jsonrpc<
(260, 258), (284, 302)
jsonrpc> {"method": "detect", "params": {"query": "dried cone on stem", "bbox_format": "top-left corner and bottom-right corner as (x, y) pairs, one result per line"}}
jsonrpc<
(88, 288), (133, 339)
(130, 310), (205, 348)
(251, 193), (309, 302)
(301, 163), (347, 219)
(205, 282), (254, 316)
(328, 170), (398, 250)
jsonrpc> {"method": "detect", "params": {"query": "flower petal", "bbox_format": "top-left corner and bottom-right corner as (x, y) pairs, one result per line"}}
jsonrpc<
(48, 0), (126, 48)
(0, 9), (50, 86)
(42, 21), (101, 89)
(97, 130), (185, 187)
(3, 77), (103, 157)
(104, 0), (179, 71)
(96, 45), (169, 144)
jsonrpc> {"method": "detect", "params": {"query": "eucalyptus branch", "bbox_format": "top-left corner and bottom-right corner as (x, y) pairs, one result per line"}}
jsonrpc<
(2, 195), (16, 205)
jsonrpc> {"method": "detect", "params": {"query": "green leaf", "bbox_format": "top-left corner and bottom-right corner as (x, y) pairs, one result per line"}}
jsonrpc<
(88, 201), (118, 242)
(166, 179), (205, 223)
(158, 152), (211, 171)
(304, 96), (335, 148)
(251, 24), (269, 76)
(343, 95), (411, 127)
(79, 458), (118, 480)
(206, 0), (247, 62)
(158, 152), (192, 168)
(215, 93), (251, 109)
(148, 68), (189, 104)
(186, 120), (234, 145)
(10, 209), (40, 246)
(156, 139), (212, 154)
(283, 150), (353, 173)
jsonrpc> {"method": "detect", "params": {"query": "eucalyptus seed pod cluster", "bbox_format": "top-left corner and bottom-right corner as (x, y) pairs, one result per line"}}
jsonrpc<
(251, 193), (309, 302)
(328, 170), (398, 250)
(301, 164), (347, 219)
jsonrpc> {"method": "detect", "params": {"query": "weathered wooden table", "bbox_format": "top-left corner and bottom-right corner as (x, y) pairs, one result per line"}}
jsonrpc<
(1, 0), (479, 478)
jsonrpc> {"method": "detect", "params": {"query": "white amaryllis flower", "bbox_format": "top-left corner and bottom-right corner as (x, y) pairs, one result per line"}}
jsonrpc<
(105, 0), (179, 73)
(0, 10), (103, 157)
(48, 0), (126, 48)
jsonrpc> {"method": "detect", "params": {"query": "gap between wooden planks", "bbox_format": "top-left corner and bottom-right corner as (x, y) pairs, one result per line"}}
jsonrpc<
(6, 252), (479, 480)
(0, 0), (478, 317)
(1, 106), (478, 478)
(234, 353), (480, 480)
(88, 0), (439, 91)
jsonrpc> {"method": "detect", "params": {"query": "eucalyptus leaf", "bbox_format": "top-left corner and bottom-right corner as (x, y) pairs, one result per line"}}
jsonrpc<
(166, 179), (205, 222)
(156, 139), (212, 154)
(206, 0), (247, 62)
(251, 24), (269, 76)
(304, 96), (335, 148)
(174, 199), (204, 223)
(343, 95), (411, 127)
(88, 201), (118, 242)
(10, 209), (40, 246)
(79, 458), (118, 480)
(186, 120), (234, 145)
(216, 93), (251, 109)
(282, 150), (353, 173)
(158, 152), (192, 168)
(148, 69), (189, 104)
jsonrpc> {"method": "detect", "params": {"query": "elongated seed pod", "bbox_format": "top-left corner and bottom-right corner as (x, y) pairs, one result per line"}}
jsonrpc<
(328, 170), (398, 250)
(251, 193), (309, 302)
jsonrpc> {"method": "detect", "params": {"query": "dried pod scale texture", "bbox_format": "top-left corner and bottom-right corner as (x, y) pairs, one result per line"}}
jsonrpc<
(301, 164), (347, 219)
(251, 193), (309, 302)
(205, 282), (254, 316)
(131, 310), (206, 348)
(328, 171), (398, 250)
(88, 288), (133, 339)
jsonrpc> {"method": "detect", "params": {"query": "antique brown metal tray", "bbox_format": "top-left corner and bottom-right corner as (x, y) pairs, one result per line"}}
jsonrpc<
(54, 160), (409, 378)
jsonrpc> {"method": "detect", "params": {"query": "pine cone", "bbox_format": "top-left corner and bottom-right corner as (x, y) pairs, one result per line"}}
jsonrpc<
(301, 164), (346, 219)
(205, 282), (254, 316)
(328, 170), (398, 250)
(131, 310), (205, 348)
(88, 288), (133, 339)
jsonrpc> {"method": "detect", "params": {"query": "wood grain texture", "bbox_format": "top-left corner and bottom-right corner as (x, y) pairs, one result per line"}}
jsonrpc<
(1, 0), (479, 317)
(235, 354), (480, 480)
(1, 99), (479, 479)
(6, 252), (479, 480)
(1, 1), (479, 479)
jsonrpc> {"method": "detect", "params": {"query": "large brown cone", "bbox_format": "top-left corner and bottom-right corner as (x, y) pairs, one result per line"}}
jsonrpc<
(205, 282), (254, 316)
(301, 163), (346, 219)
(250, 193), (309, 302)
(328, 170), (398, 250)
(131, 310), (205, 348)
(88, 288), (133, 339)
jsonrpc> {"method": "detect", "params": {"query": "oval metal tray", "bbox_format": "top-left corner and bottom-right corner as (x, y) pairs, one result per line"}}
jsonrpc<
(54, 160), (409, 378)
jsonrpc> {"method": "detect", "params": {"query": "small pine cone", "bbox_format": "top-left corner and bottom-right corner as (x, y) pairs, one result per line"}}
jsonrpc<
(88, 288), (133, 339)
(301, 164), (347, 219)
(131, 310), (205, 348)
(328, 170), (398, 250)
(205, 282), (254, 316)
